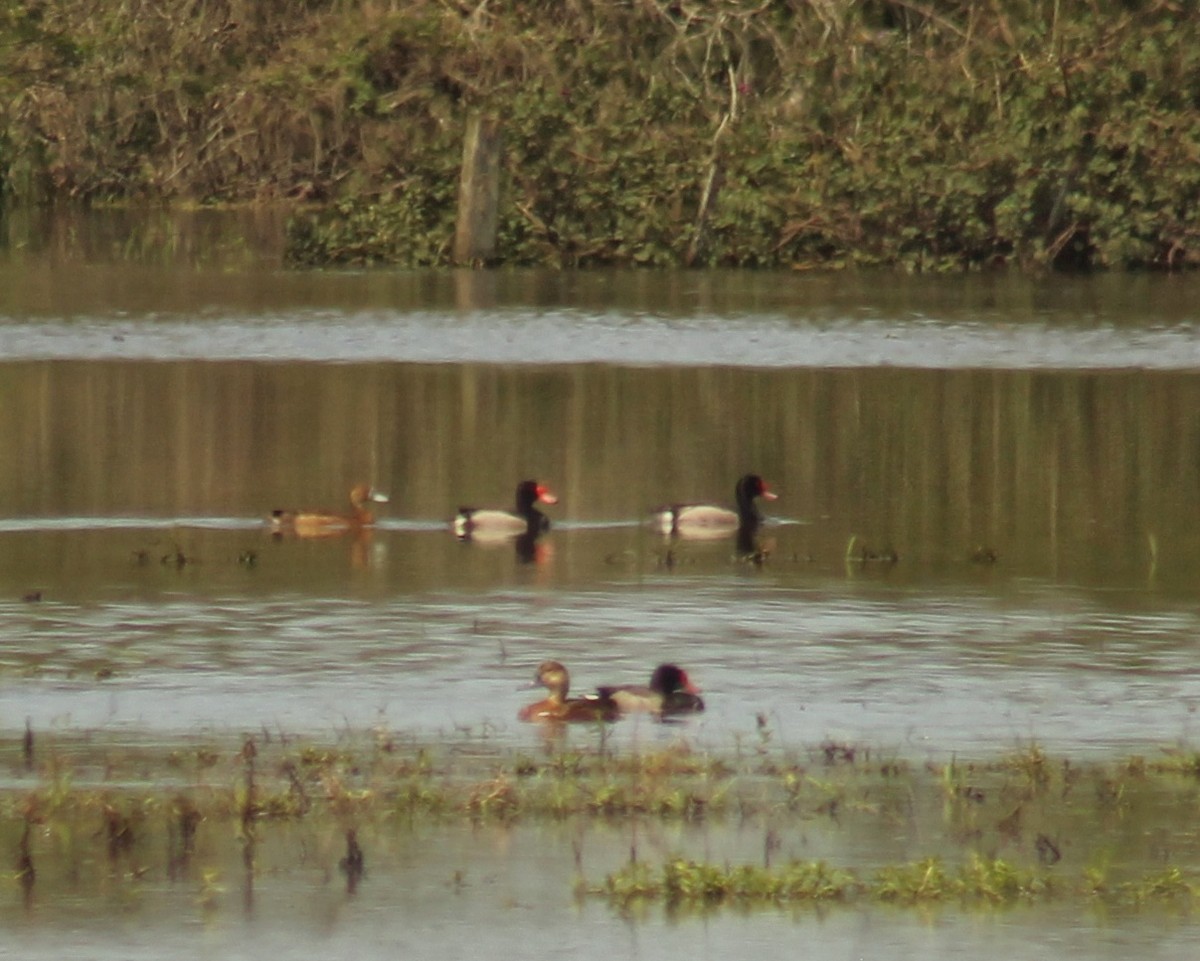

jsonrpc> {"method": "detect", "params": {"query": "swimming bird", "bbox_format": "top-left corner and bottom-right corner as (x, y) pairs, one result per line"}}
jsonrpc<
(271, 483), (389, 538)
(598, 663), (705, 716)
(654, 473), (777, 539)
(454, 480), (558, 542)
(517, 660), (619, 723)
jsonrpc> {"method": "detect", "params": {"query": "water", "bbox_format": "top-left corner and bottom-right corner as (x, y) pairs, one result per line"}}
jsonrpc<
(2, 261), (1199, 368)
(2, 213), (1200, 958)
(4, 556), (1200, 757)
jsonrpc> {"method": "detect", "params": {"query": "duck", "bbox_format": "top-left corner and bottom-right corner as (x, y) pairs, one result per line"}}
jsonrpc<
(517, 660), (619, 723)
(454, 480), (558, 542)
(654, 473), (777, 538)
(598, 663), (705, 716)
(271, 483), (389, 537)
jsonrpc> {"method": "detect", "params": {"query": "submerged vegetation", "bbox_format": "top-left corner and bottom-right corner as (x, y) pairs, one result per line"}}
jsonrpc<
(2, 1), (1198, 270)
(6, 730), (1200, 915)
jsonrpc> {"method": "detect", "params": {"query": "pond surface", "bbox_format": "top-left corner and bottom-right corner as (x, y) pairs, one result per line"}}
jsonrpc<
(2, 212), (1200, 959)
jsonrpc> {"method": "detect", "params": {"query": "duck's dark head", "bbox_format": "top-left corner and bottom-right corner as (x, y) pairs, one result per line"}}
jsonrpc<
(516, 480), (558, 511)
(734, 474), (777, 522)
(736, 474), (776, 503)
(650, 663), (699, 695)
(515, 481), (558, 532)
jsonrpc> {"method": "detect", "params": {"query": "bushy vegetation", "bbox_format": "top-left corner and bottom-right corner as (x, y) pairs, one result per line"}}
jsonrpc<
(2, 1), (1198, 269)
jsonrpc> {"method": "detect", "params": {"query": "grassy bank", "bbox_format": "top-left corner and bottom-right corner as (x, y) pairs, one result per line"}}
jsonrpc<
(2, 1), (1199, 270)
(6, 730), (1200, 913)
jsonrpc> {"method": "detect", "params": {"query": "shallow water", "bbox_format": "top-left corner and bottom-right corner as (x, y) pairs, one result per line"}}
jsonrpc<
(8, 811), (1198, 961)
(3, 217), (1200, 957)
(3, 526), (1200, 759)
(6, 820), (1200, 961)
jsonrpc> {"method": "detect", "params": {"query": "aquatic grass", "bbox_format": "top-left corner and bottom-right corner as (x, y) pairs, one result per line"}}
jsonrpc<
(166, 745), (221, 773)
(466, 775), (521, 820)
(875, 855), (1051, 904)
(1144, 751), (1200, 779)
(599, 857), (860, 908)
(0, 735), (1182, 826)
(600, 855), (1055, 907)
(8, 732), (1200, 916)
(457, 767), (734, 822)
(1119, 867), (1196, 904)
(1080, 862), (1198, 906)
(873, 857), (954, 903)
(385, 782), (455, 818)
(596, 855), (1198, 911)
(998, 743), (1054, 792)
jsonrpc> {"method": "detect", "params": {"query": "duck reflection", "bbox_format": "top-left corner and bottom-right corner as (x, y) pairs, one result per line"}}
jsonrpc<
(736, 524), (776, 564)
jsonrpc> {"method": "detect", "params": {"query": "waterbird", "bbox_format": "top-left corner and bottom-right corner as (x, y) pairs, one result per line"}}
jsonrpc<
(271, 483), (389, 537)
(454, 480), (558, 542)
(597, 663), (705, 716)
(653, 473), (777, 538)
(517, 660), (619, 723)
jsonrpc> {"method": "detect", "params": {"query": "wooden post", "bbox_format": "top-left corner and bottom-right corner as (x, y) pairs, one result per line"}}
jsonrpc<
(687, 69), (740, 267)
(454, 113), (503, 265)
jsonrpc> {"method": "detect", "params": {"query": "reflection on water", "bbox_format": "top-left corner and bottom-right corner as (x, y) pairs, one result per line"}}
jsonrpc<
(0, 361), (1198, 590)
(2, 233), (1200, 959)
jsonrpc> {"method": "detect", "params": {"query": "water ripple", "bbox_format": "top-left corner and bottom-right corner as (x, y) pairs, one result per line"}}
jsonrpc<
(3, 586), (1199, 757)
(1, 310), (1198, 369)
